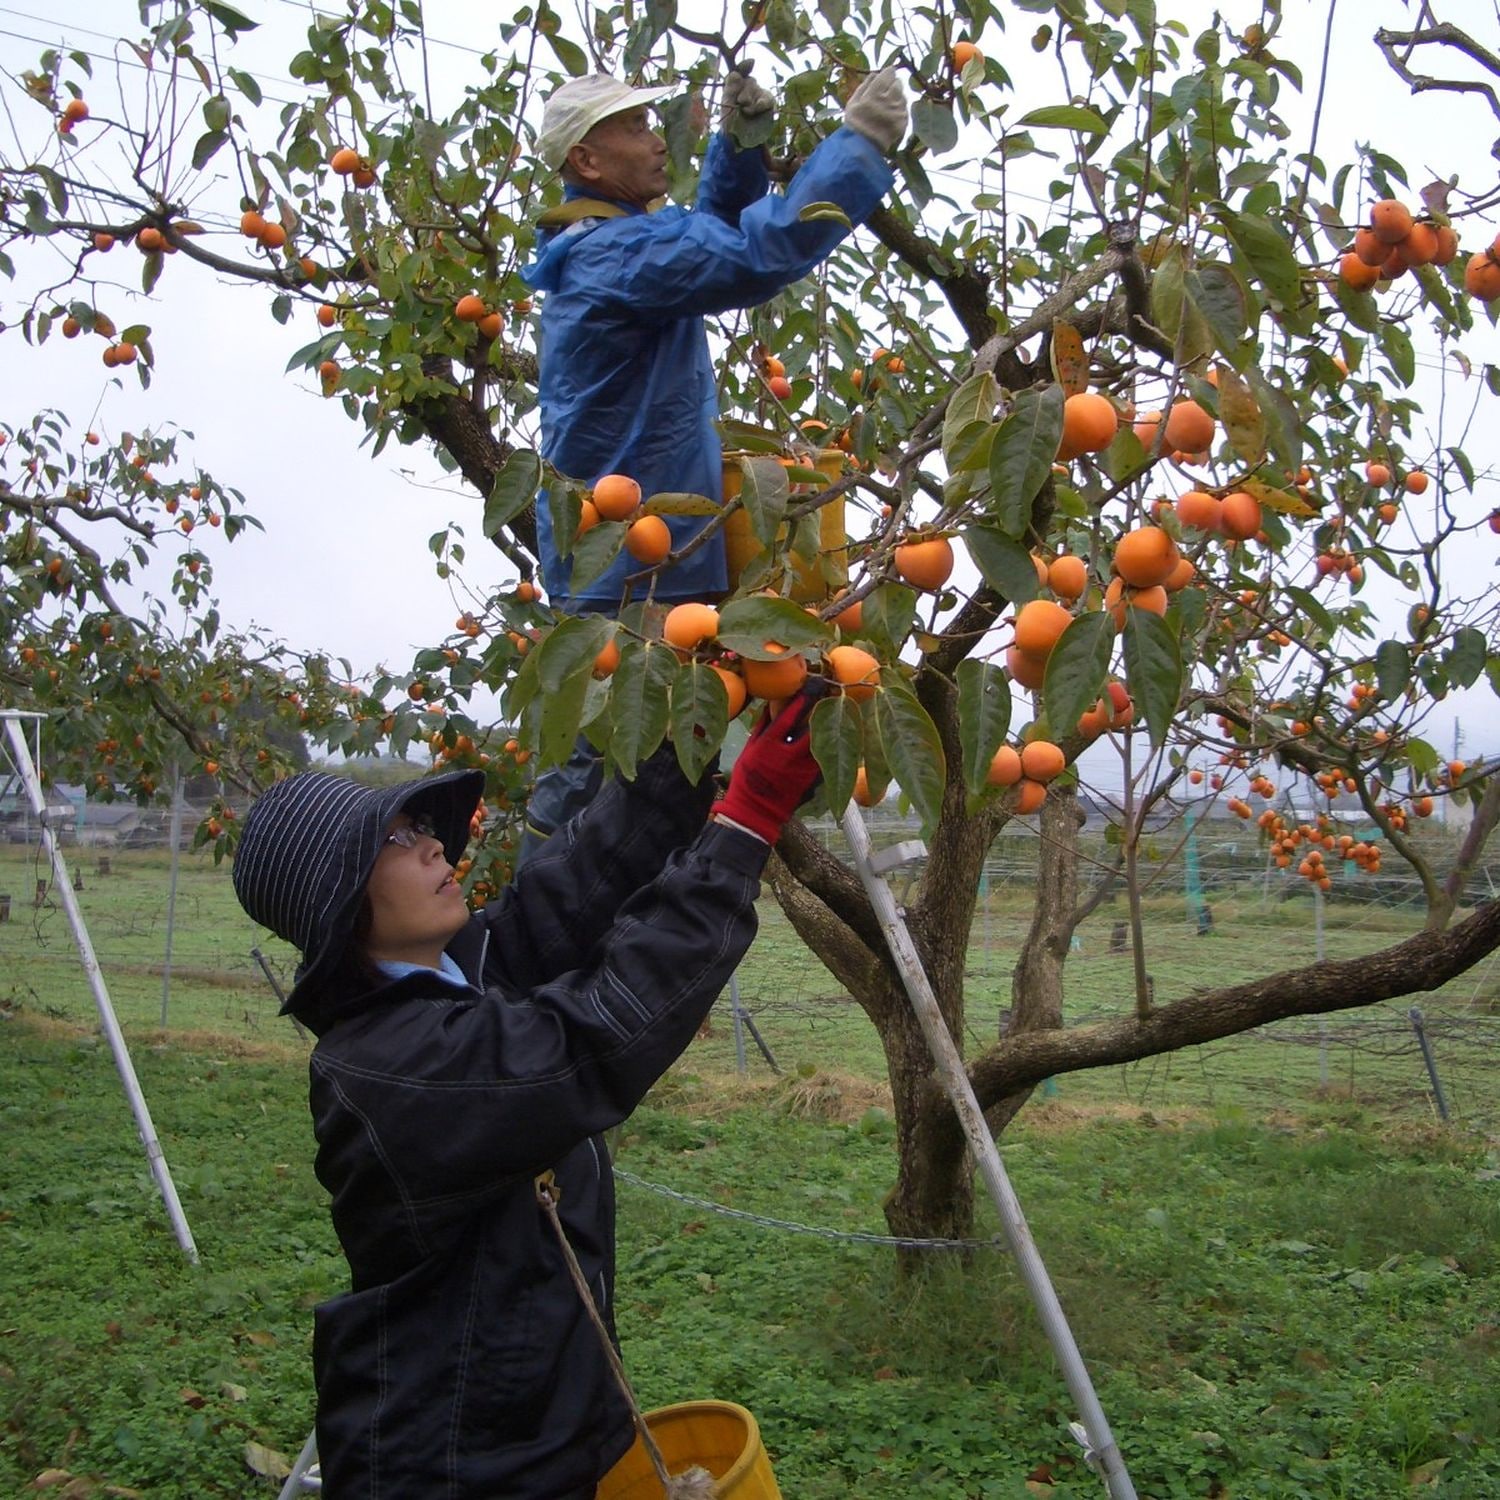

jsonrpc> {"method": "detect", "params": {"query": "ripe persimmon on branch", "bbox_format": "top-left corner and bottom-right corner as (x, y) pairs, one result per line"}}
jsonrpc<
(2, 0), (1498, 1242)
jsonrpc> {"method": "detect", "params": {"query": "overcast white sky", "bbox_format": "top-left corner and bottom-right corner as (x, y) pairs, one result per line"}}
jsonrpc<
(1, 0), (1496, 788)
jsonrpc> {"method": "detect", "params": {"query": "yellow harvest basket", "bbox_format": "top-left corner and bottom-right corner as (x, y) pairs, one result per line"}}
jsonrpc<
(721, 448), (847, 603)
(596, 1400), (781, 1500)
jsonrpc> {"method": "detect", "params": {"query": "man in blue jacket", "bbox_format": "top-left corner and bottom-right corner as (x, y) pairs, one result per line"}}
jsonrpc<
(519, 64), (907, 850)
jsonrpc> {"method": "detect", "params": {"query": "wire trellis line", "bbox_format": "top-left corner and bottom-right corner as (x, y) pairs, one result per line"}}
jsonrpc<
(612, 1167), (1001, 1252)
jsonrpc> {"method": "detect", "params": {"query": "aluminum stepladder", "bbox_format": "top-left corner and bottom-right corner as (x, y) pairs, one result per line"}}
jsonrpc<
(840, 805), (1137, 1498)
(277, 1431), (320, 1496)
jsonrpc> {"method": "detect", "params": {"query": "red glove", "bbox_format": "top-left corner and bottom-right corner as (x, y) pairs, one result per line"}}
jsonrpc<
(715, 683), (827, 844)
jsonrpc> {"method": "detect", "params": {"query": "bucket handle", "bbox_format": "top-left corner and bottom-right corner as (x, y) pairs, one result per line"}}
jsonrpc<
(535, 1172), (714, 1499)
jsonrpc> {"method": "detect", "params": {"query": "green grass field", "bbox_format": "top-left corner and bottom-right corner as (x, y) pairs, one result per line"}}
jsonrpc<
(2, 839), (1499, 1496)
(3, 840), (1495, 1128)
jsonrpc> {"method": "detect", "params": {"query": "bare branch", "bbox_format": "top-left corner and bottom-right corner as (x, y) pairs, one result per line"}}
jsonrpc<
(0, 482), (155, 538)
(1374, 23), (1500, 121)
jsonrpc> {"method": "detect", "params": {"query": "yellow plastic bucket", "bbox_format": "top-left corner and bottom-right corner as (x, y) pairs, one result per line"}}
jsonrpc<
(596, 1400), (781, 1500)
(721, 449), (847, 603)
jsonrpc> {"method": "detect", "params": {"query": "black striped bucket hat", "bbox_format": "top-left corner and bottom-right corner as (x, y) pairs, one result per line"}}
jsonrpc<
(232, 767), (485, 1015)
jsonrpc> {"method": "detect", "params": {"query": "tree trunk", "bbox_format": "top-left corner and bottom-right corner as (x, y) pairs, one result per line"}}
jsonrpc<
(1427, 775), (1500, 931)
(984, 784), (1086, 1138)
(769, 691), (1004, 1253)
(880, 1004), (973, 1248)
(764, 845), (976, 1244)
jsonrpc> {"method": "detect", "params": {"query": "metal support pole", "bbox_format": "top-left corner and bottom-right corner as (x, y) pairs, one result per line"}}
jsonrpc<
(251, 947), (311, 1044)
(738, 1006), (779, 1074)
(726, 971), (779, 1074)
(842, 805), (1136, 1499)
(160, 767), (184, 1029)
(730, 971), (748, 1075)
(1314, 883), (1328, 1087)
(3, 716), (199, 1263)
(1408, 1007), (1450, 1121)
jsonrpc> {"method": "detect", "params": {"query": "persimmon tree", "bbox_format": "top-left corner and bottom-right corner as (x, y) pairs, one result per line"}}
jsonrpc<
(2, 0), (1498, 1241)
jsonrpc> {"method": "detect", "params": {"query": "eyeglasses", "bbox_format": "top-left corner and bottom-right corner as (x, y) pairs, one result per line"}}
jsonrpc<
(383, 815), (439, 850)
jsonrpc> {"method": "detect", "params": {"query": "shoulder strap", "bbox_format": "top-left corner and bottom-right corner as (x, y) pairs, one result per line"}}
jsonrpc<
(536, 197), (630, 229)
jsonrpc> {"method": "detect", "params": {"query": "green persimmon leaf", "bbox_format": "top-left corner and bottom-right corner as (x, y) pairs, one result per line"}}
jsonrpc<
(608, 640), (676, 774)
(872, 680), (945, 833)
(1123, 609), (1183, 748)
(809, 693), (864, 816)
(1041, 611), (1115, 741)
(956, 659), (1012, 796)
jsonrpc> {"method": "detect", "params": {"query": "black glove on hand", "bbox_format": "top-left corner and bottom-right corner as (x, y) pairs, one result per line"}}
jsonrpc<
(716, 682), (827, 844)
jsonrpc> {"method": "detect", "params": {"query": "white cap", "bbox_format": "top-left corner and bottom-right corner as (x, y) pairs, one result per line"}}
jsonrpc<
(535, 74), (675, 170)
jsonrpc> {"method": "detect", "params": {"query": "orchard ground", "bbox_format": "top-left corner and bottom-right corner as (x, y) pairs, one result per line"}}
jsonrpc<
(2, 831), (1498, 1497)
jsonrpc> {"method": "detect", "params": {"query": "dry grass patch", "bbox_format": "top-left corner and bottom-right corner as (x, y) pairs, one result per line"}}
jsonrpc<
(1016, 1097), (1207, 1132)
(0, 1006), (308, 1064)
(654, 1063), (892, 1123)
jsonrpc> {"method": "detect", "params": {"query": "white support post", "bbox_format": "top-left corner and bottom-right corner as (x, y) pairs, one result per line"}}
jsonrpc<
(2, 714), (199, 1264)
(160, 764), (185, 1028)
(841, 804), (1135, 1499)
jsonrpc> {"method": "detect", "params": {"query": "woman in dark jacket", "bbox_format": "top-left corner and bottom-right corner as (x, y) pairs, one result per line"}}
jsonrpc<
(231, 688), (824, 1498)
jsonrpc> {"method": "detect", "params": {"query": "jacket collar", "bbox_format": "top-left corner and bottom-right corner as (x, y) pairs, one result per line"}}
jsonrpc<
(524, 186), (660, 291)
(299, 913), (490, 1036)
(445, 915), (489, 989)
(535, 193), (633, 230)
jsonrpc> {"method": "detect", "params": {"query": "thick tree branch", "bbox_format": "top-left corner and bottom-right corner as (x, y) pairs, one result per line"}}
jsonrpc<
(1010, 784), (1080, 1033)
(980, 787), (1084, 1136)
(0, 484), (153, 537)
(39, 218), (310, 288)
(971, 247), (1127, 382)
(925, 583), (1005, 678)
(968, 896), (1500, 1104)
(411, 356), (533, 556)
(1384, 21), (1500, 76)
(762, 851), (900, 1029)
(866, 205), (997, 351)
(773, 817), (890, 956)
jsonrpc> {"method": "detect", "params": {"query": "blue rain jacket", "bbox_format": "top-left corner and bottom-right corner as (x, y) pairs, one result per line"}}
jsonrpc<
(523, 126), (894, 611)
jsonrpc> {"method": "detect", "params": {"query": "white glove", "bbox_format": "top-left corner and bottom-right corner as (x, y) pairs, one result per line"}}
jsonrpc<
(721, 69), (776, 129)
(843, 67), (908, 154)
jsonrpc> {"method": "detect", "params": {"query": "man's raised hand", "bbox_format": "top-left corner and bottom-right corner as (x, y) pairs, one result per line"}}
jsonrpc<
(722, 67), (776, 130)
(843, 67), (908, 154)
